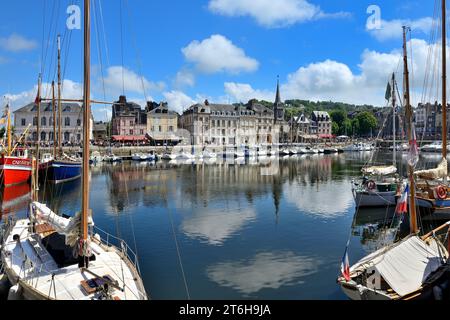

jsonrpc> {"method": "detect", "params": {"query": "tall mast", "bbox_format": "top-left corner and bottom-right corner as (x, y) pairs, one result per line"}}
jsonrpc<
(52, 81), (57, 158)
(34, 76), (42, 200)
(58, 34), (62, 157)
(392, 73), (397, 167)
(6, 105), (11, 157)
(82, 0), (91, 241)
(403, 26), (418, 234)
(443, 0), (448, 158)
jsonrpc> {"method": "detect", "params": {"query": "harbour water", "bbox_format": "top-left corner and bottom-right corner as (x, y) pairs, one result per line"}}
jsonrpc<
(0, 151), (444, 299)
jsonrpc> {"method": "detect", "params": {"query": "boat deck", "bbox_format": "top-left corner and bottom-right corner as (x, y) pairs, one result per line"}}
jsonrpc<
(2, 219), (147, 300)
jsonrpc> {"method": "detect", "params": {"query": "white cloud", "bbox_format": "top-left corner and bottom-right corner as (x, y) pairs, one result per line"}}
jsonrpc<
(103, 66), (165, 96)
(223, 38), (440, 108)
(208, 0), (349, 28)
(207, 252), (320, 295)
(163, 90), (196, 114)
(182, 34), (259, 74)
(367, 17), (433, 41)
(4, 79), (83, 112)
(174, 68), (196, 88)
(0, 33), (37, 52)
(182, 207), (256, 246)
(224, 82), (274, 102)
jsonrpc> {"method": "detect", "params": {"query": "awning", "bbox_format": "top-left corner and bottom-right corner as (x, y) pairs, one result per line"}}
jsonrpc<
(319, 134), (335, 139)
(112, 135), (147, 142)
(351, 236), (445, 297)
(146, 133), (182, 141)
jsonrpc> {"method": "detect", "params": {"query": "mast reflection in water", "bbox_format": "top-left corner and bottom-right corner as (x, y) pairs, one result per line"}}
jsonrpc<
(2, 152), (431, 299)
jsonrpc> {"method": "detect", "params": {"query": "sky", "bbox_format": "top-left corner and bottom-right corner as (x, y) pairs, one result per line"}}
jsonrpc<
(0, 0), (443, 121)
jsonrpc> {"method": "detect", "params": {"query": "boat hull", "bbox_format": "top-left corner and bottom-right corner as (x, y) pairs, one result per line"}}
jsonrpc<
(353, 191), (398, 207)
(40, 160), (82, 184)
(0, 156), (32, 187)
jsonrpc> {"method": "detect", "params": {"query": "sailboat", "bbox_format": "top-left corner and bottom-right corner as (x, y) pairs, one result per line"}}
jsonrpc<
(40, 35), (82, 184)
(0, 0), (148, 300)
(352, 73), (402, 208)
(413, 0), (450, 219)
(0, 104), (32, 187)
(337, 26), (450, 301)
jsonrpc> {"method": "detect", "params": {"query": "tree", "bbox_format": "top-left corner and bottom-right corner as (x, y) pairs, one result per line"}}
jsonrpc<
(332, 122), (340, 135)
(355, 112), (377, 136)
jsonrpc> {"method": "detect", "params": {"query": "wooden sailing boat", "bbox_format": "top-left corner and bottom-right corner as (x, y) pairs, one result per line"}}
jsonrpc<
(413, 0), (450, 219)
(337, 26), (450, 301)
(0, 0), (148, 300)
(39, 35), (82, 184)
(352, 73), (402, 208)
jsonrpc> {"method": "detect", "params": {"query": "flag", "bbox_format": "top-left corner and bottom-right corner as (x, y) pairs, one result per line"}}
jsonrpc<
(396, 184), (409, 214)
(407, 123), (419, 167)
(0, 105), (8, 125)
(385, 81), (392, 101)
(341, 244), (351, 282)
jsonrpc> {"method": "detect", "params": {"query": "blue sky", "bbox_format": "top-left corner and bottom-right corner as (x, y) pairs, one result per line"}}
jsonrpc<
(0, 0), (439, 120)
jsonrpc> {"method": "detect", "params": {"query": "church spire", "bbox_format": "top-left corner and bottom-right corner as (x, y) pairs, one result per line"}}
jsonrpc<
(275, 75), (281, 105)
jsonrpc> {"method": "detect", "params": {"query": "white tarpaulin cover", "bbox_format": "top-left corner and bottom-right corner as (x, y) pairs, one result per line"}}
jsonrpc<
(351, 236), (446, 297)
(415, 158), (448, 180)
(362, 165), (397, 176)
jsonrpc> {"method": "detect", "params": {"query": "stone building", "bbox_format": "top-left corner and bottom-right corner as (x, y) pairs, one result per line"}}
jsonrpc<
(93, 121), (108, 143)
(310, 111), (332, 138)
(146, 102), (182, 146)
(13, 102), (92, 144)
(111, 95), (147, 143)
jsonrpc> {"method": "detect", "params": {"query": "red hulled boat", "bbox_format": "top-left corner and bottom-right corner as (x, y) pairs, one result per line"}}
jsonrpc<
(0, 154), (32, 186)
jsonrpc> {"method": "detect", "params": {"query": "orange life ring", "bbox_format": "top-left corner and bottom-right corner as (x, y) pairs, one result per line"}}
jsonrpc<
(435, 185), (447, 200)
(367, 180), (376, 191)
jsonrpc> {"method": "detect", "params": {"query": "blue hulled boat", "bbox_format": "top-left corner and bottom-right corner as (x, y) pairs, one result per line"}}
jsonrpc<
(40, 159), (82, 184)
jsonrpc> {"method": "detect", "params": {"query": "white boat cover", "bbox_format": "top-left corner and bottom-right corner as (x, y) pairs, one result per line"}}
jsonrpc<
(32, 201), (94, 246)
(362, 165), (397, 176)
(415, 158), (448, 180)
(351, 236), (446, 297)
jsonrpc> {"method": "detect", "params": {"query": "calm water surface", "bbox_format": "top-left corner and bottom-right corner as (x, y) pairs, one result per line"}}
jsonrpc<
(1, 152), (442, 300)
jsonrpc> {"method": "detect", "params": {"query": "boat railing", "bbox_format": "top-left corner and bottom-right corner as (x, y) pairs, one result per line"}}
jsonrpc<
(93, 226), (143, 276)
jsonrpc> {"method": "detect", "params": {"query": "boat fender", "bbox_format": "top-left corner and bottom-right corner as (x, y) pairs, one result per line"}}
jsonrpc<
(7, 284), (22, 300)
(367, 180), (376, 191)
(435, 185), (447, 200)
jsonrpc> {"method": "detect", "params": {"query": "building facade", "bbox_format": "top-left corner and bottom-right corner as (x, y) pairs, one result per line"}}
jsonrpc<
(111, 95), (147, 140)
(310, 111), (332, 137)
(147, 102), (181, 145)
(179, 99), (277, 146)
(93, 121), (108, 143)
(14, 102), (92, 144)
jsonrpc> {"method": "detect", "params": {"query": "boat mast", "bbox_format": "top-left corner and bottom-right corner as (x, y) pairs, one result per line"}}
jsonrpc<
(392, 73), (397, 167)
(6, 104), (11, 157)
(52, 81), (57, 158)
(443, 0), (447, 159)
(82, 0), (91, 242)
(403, 26), (418, 234)
(34, 76), (42, 201)
(57, 34), (62, 158)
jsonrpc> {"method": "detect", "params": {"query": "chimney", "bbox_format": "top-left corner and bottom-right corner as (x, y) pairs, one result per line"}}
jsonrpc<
(204, 99), (210, 106)
(119, 95), (127, 104)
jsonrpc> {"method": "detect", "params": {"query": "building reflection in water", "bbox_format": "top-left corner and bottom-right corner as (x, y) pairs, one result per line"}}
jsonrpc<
(206, 251), (321, 295)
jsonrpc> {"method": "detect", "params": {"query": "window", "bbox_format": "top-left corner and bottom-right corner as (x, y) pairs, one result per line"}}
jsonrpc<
(169, 126), (173, 132)
(77, 119), (81, 126)
(130, 130), (134, 135)
(41, 117), (46, 126)
(140, 129), (144, 135)
(21, 118), (26, 126)
(33, 117), (38, 126)
(65, 117), (71, 126)
(159, 126), (162, 132)
(64, 132), (70, 142)
(151, 126), (155, 131)
(130, 121), (134, 126)
(77, 134), (81, 141)
(41, 132), (46, 141)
